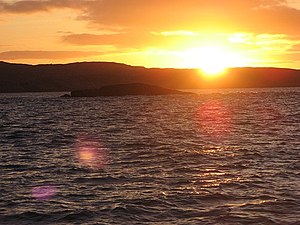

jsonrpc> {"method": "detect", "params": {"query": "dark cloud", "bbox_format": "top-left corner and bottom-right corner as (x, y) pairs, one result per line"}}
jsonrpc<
(0, 50), (102, 60)
(0, 0), (90, 13)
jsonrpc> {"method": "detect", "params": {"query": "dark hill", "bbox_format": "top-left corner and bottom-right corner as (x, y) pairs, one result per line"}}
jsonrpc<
(0, 61), (300, 92)
(71, 83), (196, 97)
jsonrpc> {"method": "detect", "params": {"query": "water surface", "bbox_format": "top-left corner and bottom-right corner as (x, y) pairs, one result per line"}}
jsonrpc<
(0, 88), (299, 224)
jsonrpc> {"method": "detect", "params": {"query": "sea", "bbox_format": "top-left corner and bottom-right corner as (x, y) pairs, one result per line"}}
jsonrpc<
(0, 88), (299, 225)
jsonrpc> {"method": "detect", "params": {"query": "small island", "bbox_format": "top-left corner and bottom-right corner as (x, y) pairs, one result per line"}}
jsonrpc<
(70, 83), (196, 97)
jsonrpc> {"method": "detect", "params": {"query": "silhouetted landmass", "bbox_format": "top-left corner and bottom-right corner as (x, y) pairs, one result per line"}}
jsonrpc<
(1, 61), (300, 92)
(71, 83), (196, 97)
(60, 94), (71, 98)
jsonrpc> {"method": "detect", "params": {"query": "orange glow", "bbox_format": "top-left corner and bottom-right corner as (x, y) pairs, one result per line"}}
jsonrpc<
(180, 46), (247, 76)
(1, 1), (299, 68)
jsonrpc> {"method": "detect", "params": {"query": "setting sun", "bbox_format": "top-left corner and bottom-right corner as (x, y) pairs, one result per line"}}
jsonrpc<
(180, 46), (247, 76)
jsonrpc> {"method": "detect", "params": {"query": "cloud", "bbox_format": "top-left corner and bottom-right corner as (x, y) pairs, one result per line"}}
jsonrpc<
(62, 32), (156, 48)
(289, 43), (300, 52)
(62, 31), (299, 55)
(78, 0), (300, 35)
(62, 32), (191, 49)
(284, 52), (300, 62)
(0, 0), (90, 13)
(0, 50), (102, 60)
(61, 31), (233, 50)
(2, 1), (300, 35)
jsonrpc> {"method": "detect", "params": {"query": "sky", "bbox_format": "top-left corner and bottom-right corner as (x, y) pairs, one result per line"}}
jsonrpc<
(1, 0), (300, 69)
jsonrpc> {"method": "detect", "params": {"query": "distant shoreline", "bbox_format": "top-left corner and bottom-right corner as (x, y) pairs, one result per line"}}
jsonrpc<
(1, 61), (300, 93)
(1, 87), (300, 96)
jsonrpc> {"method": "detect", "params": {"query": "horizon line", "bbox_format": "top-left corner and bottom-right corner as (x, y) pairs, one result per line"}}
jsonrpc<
(1, 60), (300, 71)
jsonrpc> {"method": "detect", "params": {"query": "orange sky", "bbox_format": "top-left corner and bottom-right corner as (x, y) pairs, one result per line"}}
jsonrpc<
(1, 0), (300, 69)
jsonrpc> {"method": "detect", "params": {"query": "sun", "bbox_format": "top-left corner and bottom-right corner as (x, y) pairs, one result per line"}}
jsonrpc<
(180, 46), (247, 77)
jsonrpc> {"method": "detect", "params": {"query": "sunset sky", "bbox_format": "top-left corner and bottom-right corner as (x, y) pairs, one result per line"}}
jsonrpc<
(1, 0), (300, 69)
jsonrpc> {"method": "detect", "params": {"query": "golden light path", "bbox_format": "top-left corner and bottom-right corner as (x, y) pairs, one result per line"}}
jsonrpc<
(180, 45), (248, 77)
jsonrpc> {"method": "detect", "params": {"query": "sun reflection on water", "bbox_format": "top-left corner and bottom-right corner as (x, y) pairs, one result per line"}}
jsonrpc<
(182, 146), (242, 194)
(195, 100), (233, 139)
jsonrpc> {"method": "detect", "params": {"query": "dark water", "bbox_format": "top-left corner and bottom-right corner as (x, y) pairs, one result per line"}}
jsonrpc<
(0, 88), (299, 225)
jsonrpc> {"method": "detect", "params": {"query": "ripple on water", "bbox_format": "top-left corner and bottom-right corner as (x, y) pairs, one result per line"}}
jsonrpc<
(0, 89), (300, 224)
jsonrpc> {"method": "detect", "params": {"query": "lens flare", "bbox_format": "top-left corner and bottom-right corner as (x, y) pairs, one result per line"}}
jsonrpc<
(32, 186), (57, 201)
(75, 136), (108, 170)
(196, 100), (233, 139)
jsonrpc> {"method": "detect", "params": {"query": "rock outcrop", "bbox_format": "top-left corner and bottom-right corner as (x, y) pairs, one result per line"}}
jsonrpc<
(71, 83), (196, 97)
